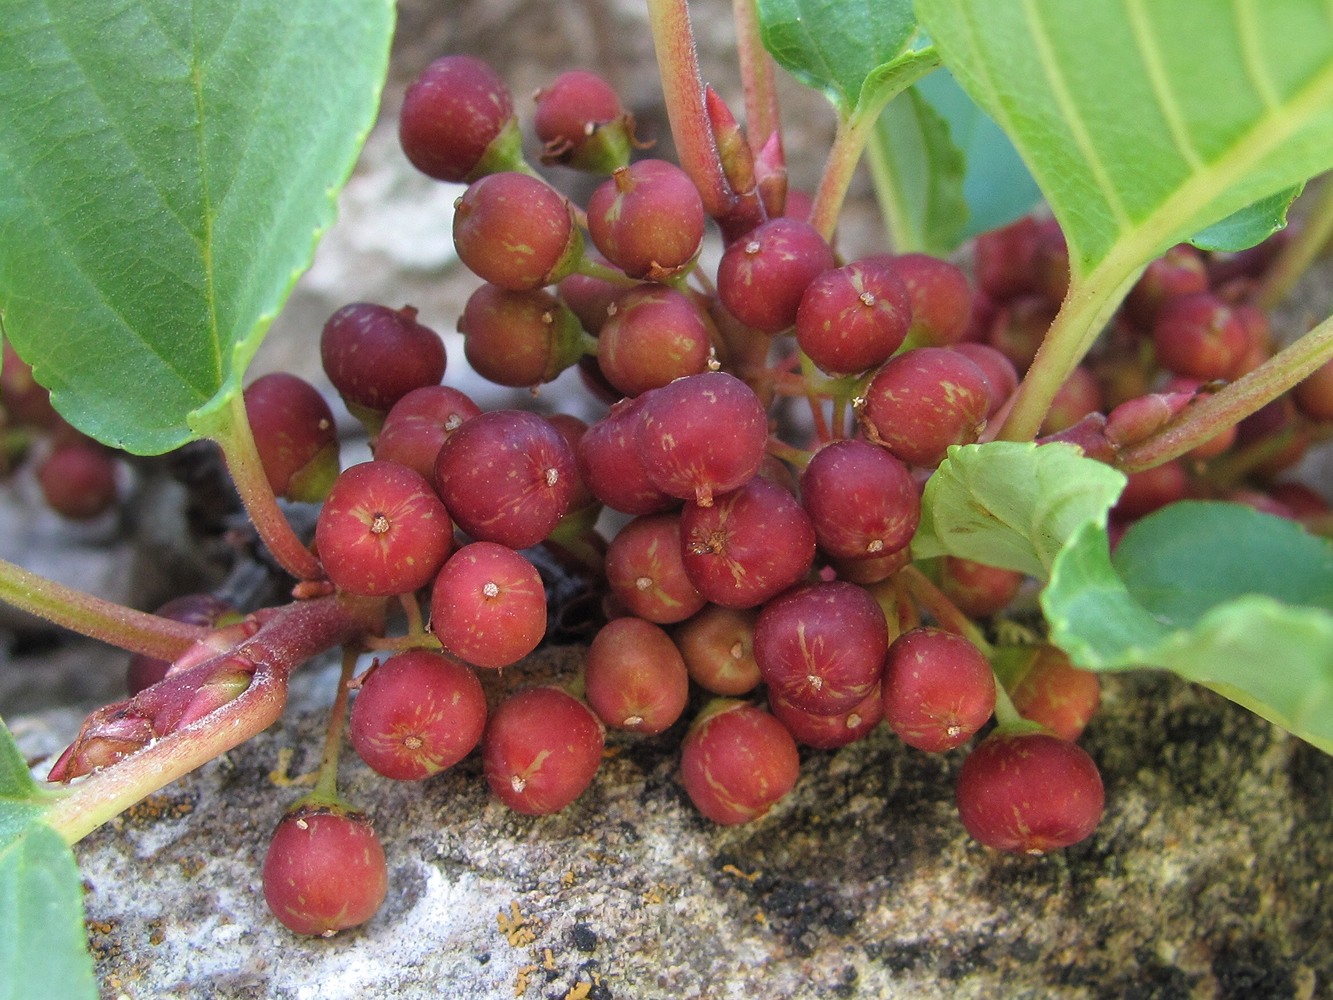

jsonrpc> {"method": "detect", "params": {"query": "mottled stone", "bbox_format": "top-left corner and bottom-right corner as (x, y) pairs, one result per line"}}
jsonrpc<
(17, 654), (1326, 1000)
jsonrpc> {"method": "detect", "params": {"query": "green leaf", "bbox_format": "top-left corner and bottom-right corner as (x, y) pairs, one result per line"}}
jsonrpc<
(914, 69), (1043, 241)
(1190, 184), (1303, 252)
(913, 441), (1127, 579)
(914, 0), (1333, 282)
(0, 0), (395, 454)
(1044, 503), (1333, 754)
(0, 719), (48, 842)
(867, 89), (967, 255)
(0, 721), (94, 1000)
(0, 821), (96, 1000)
(756, 0), (928, 113)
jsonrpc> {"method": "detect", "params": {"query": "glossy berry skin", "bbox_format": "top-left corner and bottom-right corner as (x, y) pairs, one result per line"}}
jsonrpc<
(429, 542), (547, 669)
(716, 217), (836, 334)
(458, 284), (587, 388)
(1151, 291), (1250, 382)
(754, 581), (889, 715)
(584, 616), (690, 734)
(314, 461), (454, 597)
(349, 650), (487, 780)
(768, 685), (882, 750)
(882, 627), (996, 752)
(955, 730), (1105, 854)
(679, 700), (800, 825)
(635, 371), (769, 507)
(879, 253), (974, 347)
(433, 409), (576, 549)
(482, 686), (605, 815)
(262, 805), (388, 936)
(795, 258), (911, 376)
(586, 159), (705, 281)
(1004, 645), (1101, 743)
(679, 475), (817, 609)
(452, 172), (582, 291)
(533, 68), (632, 171)
(936, 557), (1026, 620)
(243, 372), (340, 503)
(858, 347), (992, 468)
(398, 54), (516, 182)
(576, 396), (679, 516)
(320, 303), (446, 421)
(799, 439), (919, 560)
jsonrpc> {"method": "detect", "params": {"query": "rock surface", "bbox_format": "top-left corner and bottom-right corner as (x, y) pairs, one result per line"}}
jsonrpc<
(13, 654), (1329, 1000)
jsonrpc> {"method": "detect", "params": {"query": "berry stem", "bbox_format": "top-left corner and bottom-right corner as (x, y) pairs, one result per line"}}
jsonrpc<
(0, 556), (208, 660)
(899, 564), (995, 659)
(205, 391), (324, 581)
(732, 0), (781, 157)
(1116, 313), (1333, 472)
(307, 646), (360, 805)
(646, 0), (732, 219)
(44, 593), (384, 844)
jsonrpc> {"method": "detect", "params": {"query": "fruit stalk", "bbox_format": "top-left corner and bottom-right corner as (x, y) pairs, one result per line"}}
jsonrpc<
(0, 556), (208, 660)
(1116, 314), (1333, 472)
(206, 391), (325, 581)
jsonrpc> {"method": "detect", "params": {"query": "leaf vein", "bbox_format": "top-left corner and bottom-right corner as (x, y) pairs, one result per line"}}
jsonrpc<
(1126, 0), (1203, 171)
(1023, 0), (1132, 231)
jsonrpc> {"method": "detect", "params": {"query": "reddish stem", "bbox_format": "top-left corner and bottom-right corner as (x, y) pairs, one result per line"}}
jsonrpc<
(732, 0), (781, 155)
(45, 593), (384, 844)
(1115, 316), (1333, 472)
(0, 556), (207, 660)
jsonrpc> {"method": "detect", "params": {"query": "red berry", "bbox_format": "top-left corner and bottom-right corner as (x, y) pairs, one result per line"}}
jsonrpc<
(320, 303), (446, 422)
(882, 627), (996, 752)
(349, 650), (487, 780)
(399, 54), (517, 182)
(36, 439), (119, 521)
(244, 372), (340, 503)
(315, 461), (454, 597)
(679, 700), (800, 825)
(636, 372), (769, 507)
(483, 686), (605, 814)
(584, 616), (690, 734)
(754, 581), (888, 715)
(955, 730), (1105, 853)
(429, 542), (547, 669)
(452, 172), (583, 290)
(673, 604), (762, 696)
(716, 217), (836, 334)
(262, 805), (388, 936)
(586, 159), (705, 281)
(433, 409), (576, 549)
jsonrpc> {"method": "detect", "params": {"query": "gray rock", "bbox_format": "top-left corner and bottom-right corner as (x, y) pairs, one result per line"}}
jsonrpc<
(24, 654), (1326, 1000)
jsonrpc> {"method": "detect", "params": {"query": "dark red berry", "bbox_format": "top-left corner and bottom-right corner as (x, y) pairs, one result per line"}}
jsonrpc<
(955, 730), (1105, 853)
(399, 54), (518, 182)
(315, 461), (454, 597)
(349, 650), (487, 780)
(262, 805), (388, 936)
